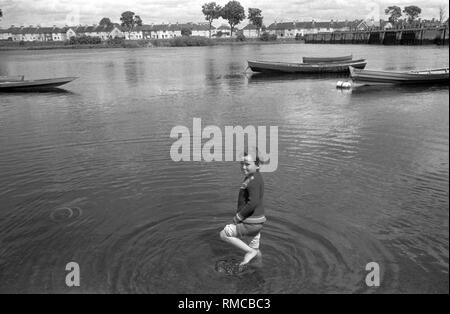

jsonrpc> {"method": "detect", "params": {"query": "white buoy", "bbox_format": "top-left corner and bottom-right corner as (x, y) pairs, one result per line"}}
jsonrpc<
(336, 81), (352, 89)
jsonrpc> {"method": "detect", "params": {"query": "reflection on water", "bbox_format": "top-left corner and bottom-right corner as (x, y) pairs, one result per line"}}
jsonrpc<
(0, 87), (76, 94)
(350, 84), (449, 96)
(247, 71), (349, 82)
(0, 44), (448, 293)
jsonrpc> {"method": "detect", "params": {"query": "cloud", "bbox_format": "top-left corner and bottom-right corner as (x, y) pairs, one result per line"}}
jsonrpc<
(0, 0), (448, 27)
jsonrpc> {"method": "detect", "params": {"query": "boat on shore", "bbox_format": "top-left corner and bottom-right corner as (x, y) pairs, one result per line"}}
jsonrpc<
(247, 59), (367, 74)
(302, 55), (353, 63)
(0, 76), (78, 91)
(349, 67), (449, 85)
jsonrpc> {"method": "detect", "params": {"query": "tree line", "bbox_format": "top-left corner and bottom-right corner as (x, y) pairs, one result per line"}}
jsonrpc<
(385, 5), (447, 25)
(202, 1), (263, 38)
(96, 3), (261, 39)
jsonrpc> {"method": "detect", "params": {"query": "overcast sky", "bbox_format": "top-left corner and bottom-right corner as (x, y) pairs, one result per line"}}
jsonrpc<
(0, 0), (448, 27)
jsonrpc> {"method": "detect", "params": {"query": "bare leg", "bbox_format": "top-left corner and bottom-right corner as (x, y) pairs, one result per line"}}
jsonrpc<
(240, 250), (259, 265)
(220, 230), (258, 265)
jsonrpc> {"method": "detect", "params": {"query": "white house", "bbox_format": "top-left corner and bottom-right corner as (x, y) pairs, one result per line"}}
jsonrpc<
(242, 24), (259, 38)
(149, 24), (170, 39)
(140, 25), (153, 39)
(107, 25), (124, 39)
(267, 20), (358, 37)
(65, 27), (77, 40)
(0, 28), (12, 40)
(9, 27), (24, 41)
(268, 22), (300, 38)
(190, 23), (213, 37)
(124, 25), (144, 40)
(216, 24), (231, 37)
(52, 27), (66, 41)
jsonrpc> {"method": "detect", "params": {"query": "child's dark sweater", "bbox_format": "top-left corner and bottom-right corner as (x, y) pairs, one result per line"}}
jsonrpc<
(235, 172), (266, 224)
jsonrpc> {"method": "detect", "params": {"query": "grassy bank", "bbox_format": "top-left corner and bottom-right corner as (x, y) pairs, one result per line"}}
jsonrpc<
(0, 36), (299, 51)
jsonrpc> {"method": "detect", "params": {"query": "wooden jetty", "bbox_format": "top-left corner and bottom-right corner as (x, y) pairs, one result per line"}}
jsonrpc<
(303, 27), (449, 45)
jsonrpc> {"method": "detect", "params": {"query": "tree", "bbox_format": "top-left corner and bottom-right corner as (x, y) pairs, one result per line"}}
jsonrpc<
(99, 17), (113, 27)
(120, 11), (142, 37)
(221, 1), (245, 37)
(439, 5), (447, 25)
(202, 2), (222, 38)
(248, 8), (263, 37)
(403, 6), (421, 23)
(385, 6), (402, 24)
(181, 27), (192, 36)
(135, 15), (143, 26)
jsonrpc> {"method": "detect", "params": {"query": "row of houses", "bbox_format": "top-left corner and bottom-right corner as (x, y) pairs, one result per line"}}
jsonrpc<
(0, 23), (235, 41)
(244, 18), (446, 38)
(1, 19), (446, 42)
(240, 19), (387, 38)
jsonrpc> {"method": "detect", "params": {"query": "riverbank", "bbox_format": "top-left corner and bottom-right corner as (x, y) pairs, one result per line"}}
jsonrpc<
(2, 29), (448, 51)
(0, 37), (300, 51)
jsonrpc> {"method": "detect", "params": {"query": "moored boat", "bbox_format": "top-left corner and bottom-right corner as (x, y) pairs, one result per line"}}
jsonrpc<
(0, 76), (78, 91)
(302, 55), (353, 63)
(349, 67), (449, 85)
(0, 75), (24, 82)
(247, 59), (367, 74)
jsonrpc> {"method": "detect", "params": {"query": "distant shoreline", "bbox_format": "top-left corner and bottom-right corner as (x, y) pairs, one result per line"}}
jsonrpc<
(0, 38), (303, 51)
(0, 36), (448, 51)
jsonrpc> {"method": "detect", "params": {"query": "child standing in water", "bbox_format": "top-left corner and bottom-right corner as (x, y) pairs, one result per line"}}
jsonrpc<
(220, 151), (266, 266)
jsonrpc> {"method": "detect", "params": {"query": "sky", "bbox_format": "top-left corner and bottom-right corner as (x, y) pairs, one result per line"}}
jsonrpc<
(0, 0), (448, 28)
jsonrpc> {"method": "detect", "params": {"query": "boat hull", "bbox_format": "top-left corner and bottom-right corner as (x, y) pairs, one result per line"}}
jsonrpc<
(248, 59), (367, 74)
(0, 75), (24, 82)
(350, 67), (449, 85)
(303, 55), (353, 63)
(0, 77), (78, 91)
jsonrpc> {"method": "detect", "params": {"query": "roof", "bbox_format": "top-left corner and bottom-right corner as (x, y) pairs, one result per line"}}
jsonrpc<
(9, 27), (23, 34)
(140, 25), (153, 31)
(268, 22), (296, 30)
(84, 25), (96, 32)
(217, 25), (231, 30)
(139, 23), (215, 32)
(380, 21), (393, 28)
(242, 24), (258, 30)
(331, 21), (351, 29)
(267, 20), (364, 30)
(0, 22), (220, 35)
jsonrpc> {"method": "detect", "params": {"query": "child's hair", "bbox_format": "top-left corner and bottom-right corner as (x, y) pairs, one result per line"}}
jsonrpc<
(243, 147), (269, 166)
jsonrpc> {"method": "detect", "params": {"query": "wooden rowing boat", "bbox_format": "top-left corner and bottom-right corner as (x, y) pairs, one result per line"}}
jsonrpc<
(0, 75), (25, 82)
(0, 76), (78, 91)
(349, 67), (449, 85)
(247, 59), (367, 74)
(302, 55), (353, 63)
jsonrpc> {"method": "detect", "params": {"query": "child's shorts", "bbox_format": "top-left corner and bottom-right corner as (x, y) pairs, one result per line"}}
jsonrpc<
(223, 223), (263, 249)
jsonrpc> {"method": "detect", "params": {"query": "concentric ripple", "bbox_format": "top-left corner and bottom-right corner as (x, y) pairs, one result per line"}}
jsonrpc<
(50, 207), (83, 222)
(95, 212), (398, 293)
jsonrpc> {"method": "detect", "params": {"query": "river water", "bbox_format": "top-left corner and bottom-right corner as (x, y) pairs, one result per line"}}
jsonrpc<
(0, 44), (448, 293)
